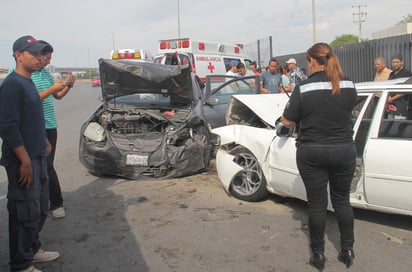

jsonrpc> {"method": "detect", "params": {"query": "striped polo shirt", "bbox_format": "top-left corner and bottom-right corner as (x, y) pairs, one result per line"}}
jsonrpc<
(32, 69), (58, 129)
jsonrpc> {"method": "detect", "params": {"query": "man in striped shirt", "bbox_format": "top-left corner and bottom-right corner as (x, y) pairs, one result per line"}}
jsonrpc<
(32, 41), (76, 219)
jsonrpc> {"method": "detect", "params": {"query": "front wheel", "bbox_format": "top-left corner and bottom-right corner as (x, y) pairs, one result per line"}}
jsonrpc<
(229, 147), (268, 202)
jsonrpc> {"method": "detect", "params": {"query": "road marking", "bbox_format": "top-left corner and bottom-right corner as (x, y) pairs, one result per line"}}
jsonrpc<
(381, 231), (403, 244)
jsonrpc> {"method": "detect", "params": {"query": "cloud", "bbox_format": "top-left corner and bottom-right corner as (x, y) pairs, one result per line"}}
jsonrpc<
(0, 0), (411, 68)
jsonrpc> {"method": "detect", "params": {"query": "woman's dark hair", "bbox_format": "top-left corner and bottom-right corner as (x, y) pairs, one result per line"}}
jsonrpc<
(306, 42), (343, 95)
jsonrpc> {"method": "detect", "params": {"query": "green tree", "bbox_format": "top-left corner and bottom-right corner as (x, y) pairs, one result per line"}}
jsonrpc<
(330, 34), (366, 47)
(399, 13), (412, 24)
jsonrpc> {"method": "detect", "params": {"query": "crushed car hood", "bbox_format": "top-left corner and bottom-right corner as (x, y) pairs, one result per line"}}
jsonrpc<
(99, 59), (193, 101)
(227, 94), (290, 127)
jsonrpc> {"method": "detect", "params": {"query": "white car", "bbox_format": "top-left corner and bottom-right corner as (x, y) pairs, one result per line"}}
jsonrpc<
(212, 77), (412, 217)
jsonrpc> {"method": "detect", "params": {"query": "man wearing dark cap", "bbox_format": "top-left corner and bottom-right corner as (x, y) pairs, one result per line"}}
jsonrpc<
(0, 35), (60, 272)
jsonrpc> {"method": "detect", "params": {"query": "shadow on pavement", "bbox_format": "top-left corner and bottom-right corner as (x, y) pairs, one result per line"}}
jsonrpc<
(0, 176), (149, 272)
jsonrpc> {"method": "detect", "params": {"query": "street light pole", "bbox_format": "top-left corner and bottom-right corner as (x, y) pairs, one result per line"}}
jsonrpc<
(110, 32), (115, 50)
(88, 48), (91, 80)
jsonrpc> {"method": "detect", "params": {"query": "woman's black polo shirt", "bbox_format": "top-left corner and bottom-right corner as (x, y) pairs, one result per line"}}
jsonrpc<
(283, 71), (357, 145)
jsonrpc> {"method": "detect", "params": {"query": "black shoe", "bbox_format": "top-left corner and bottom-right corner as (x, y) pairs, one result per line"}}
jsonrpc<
(309, 253), (325, 271)
(338, 250), (355, 268)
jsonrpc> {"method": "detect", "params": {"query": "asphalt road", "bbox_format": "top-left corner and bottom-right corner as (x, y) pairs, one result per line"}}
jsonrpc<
(1, 81), (412, 272)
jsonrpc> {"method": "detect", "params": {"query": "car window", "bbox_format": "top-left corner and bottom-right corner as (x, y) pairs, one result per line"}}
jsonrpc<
(378, 92), (412, 139)
(353, 94), (378, 156)
(206, 76), (259, 104)
(223, 58), (241, 71)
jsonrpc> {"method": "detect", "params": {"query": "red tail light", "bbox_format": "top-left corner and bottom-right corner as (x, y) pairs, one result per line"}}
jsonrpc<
(198, 43), (205, 50)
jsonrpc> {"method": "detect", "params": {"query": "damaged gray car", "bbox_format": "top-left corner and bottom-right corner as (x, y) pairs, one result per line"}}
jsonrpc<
(79, 59), (212, 179)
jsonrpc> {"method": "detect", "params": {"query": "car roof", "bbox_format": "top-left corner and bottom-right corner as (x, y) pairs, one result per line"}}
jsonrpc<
(355, 77), (412, 92)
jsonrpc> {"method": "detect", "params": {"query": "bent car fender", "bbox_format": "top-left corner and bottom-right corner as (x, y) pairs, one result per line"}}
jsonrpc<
(215, 149), (243, 192)
(213, 125), (277, 162)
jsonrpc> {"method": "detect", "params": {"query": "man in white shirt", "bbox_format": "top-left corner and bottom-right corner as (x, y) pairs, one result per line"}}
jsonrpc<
(226, 60), (239, 76)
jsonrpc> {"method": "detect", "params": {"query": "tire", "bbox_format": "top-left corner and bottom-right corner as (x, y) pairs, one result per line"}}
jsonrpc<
(229, 147), (269, 202)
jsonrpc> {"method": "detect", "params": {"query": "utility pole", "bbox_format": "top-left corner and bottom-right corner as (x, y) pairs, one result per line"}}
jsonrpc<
(177, 0), (181, 39)
(312, 0), (317, 44)
(352, 4), (367, 43)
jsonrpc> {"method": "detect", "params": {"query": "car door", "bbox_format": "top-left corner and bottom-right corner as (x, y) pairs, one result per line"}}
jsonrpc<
(363, 90), (412, 212)
(267, 129), (307, 201)
(203, 75), (260, 128)
(266, 92), (375, 203)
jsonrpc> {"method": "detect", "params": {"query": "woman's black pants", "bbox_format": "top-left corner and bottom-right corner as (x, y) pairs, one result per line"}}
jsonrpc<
(296, 142), (357, 254)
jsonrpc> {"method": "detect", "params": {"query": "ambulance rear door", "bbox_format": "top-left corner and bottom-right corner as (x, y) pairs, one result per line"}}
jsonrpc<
(192, 54), (226, 81)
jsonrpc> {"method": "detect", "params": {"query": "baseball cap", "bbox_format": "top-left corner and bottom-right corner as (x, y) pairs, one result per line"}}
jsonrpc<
(229, 60), (239, 67)
(12, 35), (50, 54)
(286, 58), (297, 64)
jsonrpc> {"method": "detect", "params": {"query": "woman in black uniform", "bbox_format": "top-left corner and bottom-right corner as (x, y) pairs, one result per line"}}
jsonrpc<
(281, 43), (357, 270)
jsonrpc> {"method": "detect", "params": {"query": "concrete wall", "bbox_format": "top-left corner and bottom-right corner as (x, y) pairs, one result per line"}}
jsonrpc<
(372, 22), (412, 39)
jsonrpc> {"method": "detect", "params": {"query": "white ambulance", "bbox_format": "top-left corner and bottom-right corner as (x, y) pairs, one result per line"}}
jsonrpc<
(110, 49), (153, 62)
(154, 38), (253, 81)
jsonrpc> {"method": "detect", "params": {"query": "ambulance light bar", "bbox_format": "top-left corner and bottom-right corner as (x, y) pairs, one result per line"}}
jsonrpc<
(159, 39), (241, 54)
(111, 51), (142, 60)
(160, 39), (191, 50)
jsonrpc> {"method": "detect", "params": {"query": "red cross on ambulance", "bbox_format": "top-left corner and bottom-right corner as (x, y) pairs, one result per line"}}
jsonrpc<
(207, 62), (215, 73)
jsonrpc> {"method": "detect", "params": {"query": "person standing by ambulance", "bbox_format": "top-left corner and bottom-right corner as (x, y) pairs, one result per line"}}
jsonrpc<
(249, 61), (261, 76)
(260, 58), (282, 94)
(286, 57), (307, 91)
(281, 42), (357, 270)
(226, 60), (239, 76)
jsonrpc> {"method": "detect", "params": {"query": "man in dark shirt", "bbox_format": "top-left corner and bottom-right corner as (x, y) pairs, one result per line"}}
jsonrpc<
(387, 55), (412, 119)
(0, 35), (60, 272)
(389, 55), (412, 79)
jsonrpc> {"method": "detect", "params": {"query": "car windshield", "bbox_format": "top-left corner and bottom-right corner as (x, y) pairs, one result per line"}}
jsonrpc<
(108, 93), (191, 109)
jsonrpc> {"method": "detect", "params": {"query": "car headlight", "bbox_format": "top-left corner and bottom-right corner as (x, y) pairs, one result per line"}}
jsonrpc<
(84, 122), (105, 142)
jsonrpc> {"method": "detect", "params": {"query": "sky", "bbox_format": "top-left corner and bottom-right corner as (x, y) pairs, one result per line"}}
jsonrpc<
(0, 0), (411, 69)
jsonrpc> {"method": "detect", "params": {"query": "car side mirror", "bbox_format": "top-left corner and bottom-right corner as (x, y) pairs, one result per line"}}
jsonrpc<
(276, 121), (293, 137)
(205, 96), (219, 106)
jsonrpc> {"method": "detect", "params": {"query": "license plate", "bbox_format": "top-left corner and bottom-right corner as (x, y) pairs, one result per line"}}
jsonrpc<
(126, 154), (148, 166)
